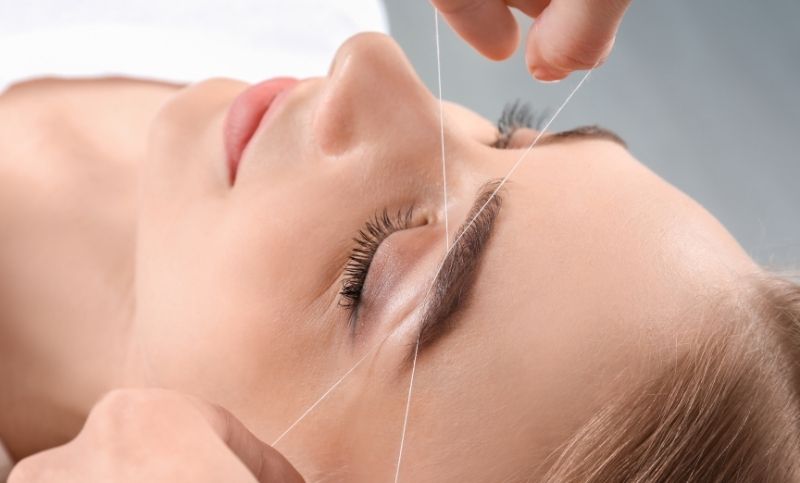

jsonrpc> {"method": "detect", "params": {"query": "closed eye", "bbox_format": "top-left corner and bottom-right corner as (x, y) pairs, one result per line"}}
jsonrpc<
(339, 207), (414, 327)
(492, 100), (544, 149)
(491, 100), (627, 150)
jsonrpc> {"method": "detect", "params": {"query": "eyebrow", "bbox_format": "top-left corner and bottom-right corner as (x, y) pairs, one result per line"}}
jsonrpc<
(405, 125), (624, 360)
(410, 179), (503, 361)
(540, 125), (628, 148)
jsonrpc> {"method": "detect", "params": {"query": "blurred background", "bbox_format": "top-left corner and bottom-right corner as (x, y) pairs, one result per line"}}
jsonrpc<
(2, 1), (796, 266)
(384, 0), (800, 267)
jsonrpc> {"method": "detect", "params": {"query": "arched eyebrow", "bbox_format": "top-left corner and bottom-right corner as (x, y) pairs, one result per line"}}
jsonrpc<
(408, 179), (503, 363)
(405, 125), (624, 363)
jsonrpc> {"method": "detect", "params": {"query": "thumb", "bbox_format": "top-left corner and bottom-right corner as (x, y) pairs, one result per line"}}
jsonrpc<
(195, 401), (305, 483)
(525, 0), (632, 81)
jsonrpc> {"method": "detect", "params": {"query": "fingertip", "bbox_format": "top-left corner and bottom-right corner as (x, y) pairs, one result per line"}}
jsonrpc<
(523, 1), (618, 79)
(463, 21), (519, 61)
(525, 29), (570, 82)
(437, 1), (519, 61)
(479, 26), (520, 61)
(529, 65), (569, 83)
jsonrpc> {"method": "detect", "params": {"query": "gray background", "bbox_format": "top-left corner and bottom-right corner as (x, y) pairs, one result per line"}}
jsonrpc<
(383, 1), (799, 267)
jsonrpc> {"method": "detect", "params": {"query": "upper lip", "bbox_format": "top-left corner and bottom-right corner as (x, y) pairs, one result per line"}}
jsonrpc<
(223, 77), (299, 184)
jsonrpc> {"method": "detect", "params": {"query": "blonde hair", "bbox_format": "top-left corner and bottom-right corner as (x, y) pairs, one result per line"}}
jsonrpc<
(542, 274), (800, 482)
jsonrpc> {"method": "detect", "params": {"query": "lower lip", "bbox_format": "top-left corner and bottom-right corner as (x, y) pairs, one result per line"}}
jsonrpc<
(223, 77), (299, 184)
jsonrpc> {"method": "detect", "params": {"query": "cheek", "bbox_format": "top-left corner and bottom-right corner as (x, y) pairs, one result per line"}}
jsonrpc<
(127, 221), (348, 454)
(145, 79), (244, 202)
(132, 193), (351, 450)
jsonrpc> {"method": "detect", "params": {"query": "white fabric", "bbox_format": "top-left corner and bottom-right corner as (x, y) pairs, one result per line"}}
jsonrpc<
(0, 0), (389, 93)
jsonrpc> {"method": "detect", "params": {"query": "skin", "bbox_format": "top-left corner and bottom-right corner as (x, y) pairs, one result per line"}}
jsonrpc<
(0, 33), (758, 481)
(8, 389), (304, 483)
(431, 0), (633, 81)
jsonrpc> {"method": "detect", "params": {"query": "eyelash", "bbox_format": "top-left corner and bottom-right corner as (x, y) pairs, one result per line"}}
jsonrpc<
(339, 207), (414, 313)
(493, 100), (544, 149)
(338, 101), (536, 313)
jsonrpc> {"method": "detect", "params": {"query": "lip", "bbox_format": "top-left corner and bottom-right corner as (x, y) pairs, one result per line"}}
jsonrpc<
(223, 77), (299, 184)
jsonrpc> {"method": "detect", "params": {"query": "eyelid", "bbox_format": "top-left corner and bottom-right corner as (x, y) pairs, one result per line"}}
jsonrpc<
(546, 125), (628, 147)
(493, 101), (540, 149)
(491, 126), (518, 149)
(492, 126), (539, 150)
(493, 124), (629, 151)
(340, 208), (414, 320)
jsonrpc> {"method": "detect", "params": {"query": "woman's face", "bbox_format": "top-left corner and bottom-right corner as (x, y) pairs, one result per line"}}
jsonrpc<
(128, 33), (756, 481)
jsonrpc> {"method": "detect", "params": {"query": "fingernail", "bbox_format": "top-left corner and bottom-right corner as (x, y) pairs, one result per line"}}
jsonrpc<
(531, 67), (564, 83)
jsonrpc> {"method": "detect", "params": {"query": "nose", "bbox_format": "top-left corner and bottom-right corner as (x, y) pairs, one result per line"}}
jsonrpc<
(313, 33), (436, 156)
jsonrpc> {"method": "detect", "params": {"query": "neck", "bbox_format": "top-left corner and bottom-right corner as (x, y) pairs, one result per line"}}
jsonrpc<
(0, 279), (134, 459)
(0, 77), (178, 460)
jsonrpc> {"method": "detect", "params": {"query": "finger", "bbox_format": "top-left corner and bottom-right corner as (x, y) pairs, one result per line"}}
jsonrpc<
(8, 447), (74, 483)
(8, 453), (49, 483)
(525, 0), (632, 81)
(432, 0), (519, 60)
(193, 402), (305, 483)
(89, 390), (305, 483)
(506, 0), (549, 19)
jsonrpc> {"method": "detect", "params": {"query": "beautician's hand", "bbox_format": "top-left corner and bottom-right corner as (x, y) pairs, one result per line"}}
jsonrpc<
(431, 0), (632, 81)
(8, 389), (304, 483)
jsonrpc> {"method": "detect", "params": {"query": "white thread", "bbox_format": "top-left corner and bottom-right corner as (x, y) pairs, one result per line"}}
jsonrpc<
(271, 59), (597, 466)
(444, 66), (595, 256)
(271, 346), (375, 446)
(394, 335), (421, 483)
(393, 9), (448, 480)
(435, 8), (449, 250)
(390, 64), (597, 482)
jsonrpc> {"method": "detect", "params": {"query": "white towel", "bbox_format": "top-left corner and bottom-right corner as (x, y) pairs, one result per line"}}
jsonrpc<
(0, 0), (389, 92)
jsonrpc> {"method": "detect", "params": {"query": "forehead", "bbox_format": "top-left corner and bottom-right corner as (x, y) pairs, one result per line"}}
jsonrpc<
(479, 138), (753, 345)
(462, 143), (677, 361)
(421, 138), (756, 442)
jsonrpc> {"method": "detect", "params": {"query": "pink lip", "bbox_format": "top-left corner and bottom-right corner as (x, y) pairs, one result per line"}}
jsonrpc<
(223, 77), (299, 184)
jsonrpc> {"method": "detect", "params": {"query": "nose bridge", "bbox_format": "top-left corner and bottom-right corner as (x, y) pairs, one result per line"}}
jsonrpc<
(313, 33), (435, 157)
